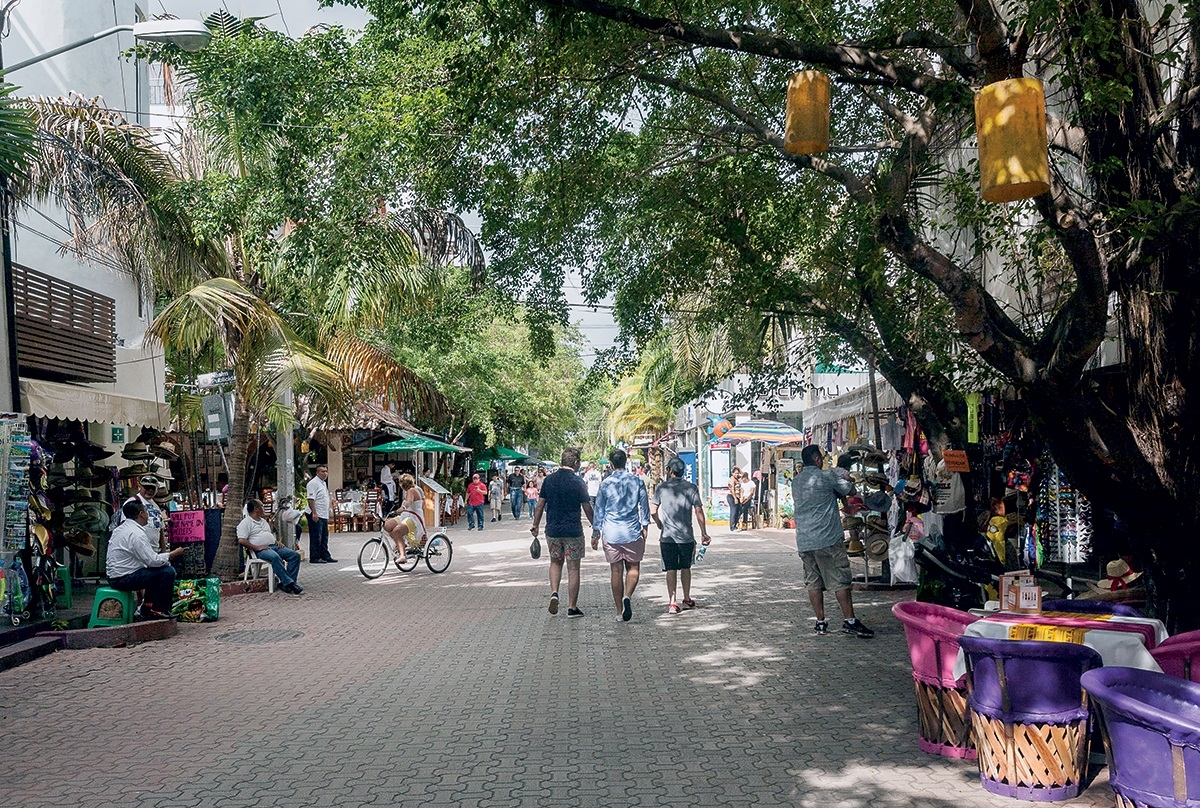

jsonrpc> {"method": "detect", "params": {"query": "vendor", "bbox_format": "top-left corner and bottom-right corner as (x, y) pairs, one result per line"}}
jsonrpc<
(117, 474), (168, 551)
(107, 500), (185, 620)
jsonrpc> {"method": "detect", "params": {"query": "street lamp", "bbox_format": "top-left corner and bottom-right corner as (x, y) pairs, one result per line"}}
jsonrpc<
(0, 15), (211, 410)
(4, 19), (212, 73)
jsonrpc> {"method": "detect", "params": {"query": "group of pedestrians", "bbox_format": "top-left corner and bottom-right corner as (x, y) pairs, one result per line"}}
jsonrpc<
(530, 447), (710, 621)
(465, 465), (549, 530)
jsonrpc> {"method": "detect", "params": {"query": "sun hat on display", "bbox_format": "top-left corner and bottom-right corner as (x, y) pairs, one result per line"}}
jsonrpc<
(121, 441), (154, 460)
(120, 463), (151, 479)
(1091, 559), (1143, 591)
(151, 440), (180, 460)
(866, 531), (890, 561)
(841, 496), (867, 515)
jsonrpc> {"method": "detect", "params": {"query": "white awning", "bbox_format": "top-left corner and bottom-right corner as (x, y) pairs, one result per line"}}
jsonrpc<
(803, 381), (903, 429)
(20, 378), (169, 429)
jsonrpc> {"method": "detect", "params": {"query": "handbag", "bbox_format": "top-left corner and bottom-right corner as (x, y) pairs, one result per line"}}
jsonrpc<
(530, 537), (541, 559)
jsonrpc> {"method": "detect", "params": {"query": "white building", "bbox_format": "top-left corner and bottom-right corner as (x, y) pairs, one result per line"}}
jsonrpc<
(3, 1), (168, 438)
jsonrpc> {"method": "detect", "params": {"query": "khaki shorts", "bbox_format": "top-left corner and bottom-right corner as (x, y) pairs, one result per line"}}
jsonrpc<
(799, 542), (852, 592)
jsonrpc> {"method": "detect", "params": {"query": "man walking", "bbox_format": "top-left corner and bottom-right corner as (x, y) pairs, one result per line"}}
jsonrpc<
(466, 472), (487, 530)
(792, 445), (874, 637)
(305, 465), (337, 564)
(651, 457), (709, 614)
(488, 472), (505, 522)
(506, 467), (526, 519)
(531, 448), (594, 617)
(592, 448), (650, 622)
(583, 462), (603, 504)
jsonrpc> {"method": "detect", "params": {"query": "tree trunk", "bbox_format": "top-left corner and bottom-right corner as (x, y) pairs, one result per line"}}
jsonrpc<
(210, 404), (251, 580)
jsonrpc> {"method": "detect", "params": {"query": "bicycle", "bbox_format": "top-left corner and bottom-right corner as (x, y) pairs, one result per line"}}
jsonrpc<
(357, 528), (453, 578)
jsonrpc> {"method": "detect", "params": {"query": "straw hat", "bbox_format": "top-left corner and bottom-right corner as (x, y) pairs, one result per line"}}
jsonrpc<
(120, 463), (152, 479)
(1091, 559), (1143, 591)
(151, 440), (180, 460)
(846, 537), (865, 555)
(121, 441), (154, 460)
(62, 530), (96, 556)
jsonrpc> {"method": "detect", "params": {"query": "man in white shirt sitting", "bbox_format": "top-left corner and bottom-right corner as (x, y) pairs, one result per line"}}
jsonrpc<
(107, 500), (186, 619)
(238, 499), (303, 595)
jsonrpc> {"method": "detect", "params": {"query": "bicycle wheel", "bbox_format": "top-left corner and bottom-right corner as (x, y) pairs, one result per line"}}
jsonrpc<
(357, 538), (390, 579)
(396, 546), (420, 572)
(425, 533), (453, 573)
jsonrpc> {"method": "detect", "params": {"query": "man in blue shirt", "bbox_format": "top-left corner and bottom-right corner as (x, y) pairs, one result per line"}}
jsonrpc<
(792, 445), (874, 638)
(592, 448), (650, 622)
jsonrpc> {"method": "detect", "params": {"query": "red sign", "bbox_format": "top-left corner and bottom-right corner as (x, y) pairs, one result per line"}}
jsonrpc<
(942, 450), (970, 473)
(709, 442), (732, 450)
(168, 509), (206, 543)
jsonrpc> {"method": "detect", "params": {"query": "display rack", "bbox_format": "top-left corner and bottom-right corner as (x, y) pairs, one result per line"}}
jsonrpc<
(1, 414), (31, 554)
(1036, 454), (1092, 564)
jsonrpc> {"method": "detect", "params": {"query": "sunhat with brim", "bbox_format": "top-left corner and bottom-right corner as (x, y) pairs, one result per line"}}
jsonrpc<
(65, 503), (110, 532)
(62, 530), (96, 556)
(846, 537), (866, 554)
(121, 441), (154, 459)
(841, 496), (867, 515)
(865, 473), (890, 489)
(139, 474), (162, 489)
(1091, 559), (1144, 591)
(119, 463), (151, 479)
(32, 524), (51, 552)
(151, 440), (180, 460)
(866, 515), (889, 533)
(842, 515), (865, 529)
(152, 464), (174, 481)
(866, 531), (890, 561)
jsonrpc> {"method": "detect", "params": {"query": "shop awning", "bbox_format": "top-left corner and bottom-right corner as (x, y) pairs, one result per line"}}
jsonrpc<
(369, 434), (469, 453)
(20, 377), (169, 429)
(477, 446), (529, 462)
(802, 381), (903, 429)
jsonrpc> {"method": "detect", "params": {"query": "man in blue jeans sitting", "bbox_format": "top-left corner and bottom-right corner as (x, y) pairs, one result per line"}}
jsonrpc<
(107, 500), (186, 619)
(237, 499), (303, 595)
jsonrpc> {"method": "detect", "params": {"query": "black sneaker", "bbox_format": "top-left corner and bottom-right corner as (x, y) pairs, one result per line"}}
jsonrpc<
(548, 593), (559, 615)
(567, 608), (584, 618)
(621, 597), (632, 622)
(814, 619), (829, 635)
(842, 618), (875, 638)
(325, 558), (338, 564)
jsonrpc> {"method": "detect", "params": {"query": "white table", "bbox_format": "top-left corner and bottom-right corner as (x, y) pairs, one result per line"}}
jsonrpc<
(952, 613), (1166, 679)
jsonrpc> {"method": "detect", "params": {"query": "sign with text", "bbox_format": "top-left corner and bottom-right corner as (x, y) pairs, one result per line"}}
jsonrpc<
(168, 509), (206, 543)
(941, 450), (970, 473)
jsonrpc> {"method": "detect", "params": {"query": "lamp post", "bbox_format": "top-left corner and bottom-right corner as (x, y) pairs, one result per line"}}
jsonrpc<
(0, 14), (211, 411)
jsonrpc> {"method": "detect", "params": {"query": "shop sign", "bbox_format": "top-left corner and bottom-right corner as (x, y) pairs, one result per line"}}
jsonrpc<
(942, 450), (970, 473)
(168, 509), (206, 543)
(196, 369), (236, 388)
(709, 441), (731, 449)
(111, 427), (124, 443)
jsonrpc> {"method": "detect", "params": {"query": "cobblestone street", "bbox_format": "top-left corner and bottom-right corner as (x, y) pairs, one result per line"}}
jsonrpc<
(1, 518), (1115, 807)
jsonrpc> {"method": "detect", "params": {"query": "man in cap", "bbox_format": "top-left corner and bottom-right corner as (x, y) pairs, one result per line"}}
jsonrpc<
(238, 499), (303, 595)
(531, 447), (594, 618)
(107, 500), (186, 619)
(466, 472), (488, 530)
(651, 456), (709, 614)
(792, 445), (874, 638)
(117, 474), (168, 551)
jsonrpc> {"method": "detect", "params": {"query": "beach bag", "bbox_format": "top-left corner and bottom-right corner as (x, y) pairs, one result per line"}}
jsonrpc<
(172, 577), (220, 622)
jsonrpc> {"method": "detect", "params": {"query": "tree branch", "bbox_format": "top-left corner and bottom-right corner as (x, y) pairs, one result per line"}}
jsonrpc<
(543, 0), (973, 105)
(849, 30), (980, 81)
(635, 71), (873, 202)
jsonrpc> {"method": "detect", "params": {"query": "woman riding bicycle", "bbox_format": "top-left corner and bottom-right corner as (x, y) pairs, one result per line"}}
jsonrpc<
(383, 474), (426, 562)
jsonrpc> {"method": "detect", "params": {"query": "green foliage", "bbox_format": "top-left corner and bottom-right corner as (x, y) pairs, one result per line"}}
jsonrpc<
(0, 83), (37, 176)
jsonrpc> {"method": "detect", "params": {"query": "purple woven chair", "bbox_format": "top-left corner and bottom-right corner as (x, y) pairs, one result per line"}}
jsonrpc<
(1042, 598), (1146, 618)
(959, 636), (1102, 801)
(1159, 629), (1200, 650)
(1081, 666), (1200, 807)
(892, 601), (980, 758)
(1151, 639), (1200, 684)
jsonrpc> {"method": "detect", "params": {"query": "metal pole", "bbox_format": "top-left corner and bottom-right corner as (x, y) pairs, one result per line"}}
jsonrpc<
(867, 359), (883, 449)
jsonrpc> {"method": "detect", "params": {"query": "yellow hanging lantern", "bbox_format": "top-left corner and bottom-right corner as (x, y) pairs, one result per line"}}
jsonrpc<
(975, 78), (1050, 203)
(784, 71), (831, 155)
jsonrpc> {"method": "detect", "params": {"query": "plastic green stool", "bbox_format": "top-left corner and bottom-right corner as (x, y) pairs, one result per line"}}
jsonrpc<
(88, 587), (136, 627)
(56, 566), (72, 609)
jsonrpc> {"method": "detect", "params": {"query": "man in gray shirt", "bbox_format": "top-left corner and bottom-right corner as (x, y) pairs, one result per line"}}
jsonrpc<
(791, 445), (874, 638)
(651, 457), (709, 615)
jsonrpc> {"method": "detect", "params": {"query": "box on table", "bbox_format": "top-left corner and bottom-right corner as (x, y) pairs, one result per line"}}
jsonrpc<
(1000, 572), (1042, 614)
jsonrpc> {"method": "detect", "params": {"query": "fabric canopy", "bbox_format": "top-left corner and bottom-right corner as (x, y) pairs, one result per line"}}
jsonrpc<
(20, 378), (169, 429)
(719, 419), (806, 446)
(803, 381), (903, 429)
(370, 435), (468, 453)
(477, 446), (529, 461)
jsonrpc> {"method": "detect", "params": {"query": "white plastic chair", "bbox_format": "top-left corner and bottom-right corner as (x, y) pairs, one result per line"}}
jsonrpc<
(243, 549), (275, 593)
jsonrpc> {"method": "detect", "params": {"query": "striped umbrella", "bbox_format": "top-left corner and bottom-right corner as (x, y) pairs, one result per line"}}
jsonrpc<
(718, 419), (806, 446)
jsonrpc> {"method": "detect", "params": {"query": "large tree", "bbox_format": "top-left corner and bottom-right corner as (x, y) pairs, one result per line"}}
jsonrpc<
(353, 0), (1200, 628)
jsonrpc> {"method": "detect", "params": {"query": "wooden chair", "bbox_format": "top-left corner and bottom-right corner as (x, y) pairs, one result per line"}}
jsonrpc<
(330, 490), (350, 533)
(362, 489), (382, 532)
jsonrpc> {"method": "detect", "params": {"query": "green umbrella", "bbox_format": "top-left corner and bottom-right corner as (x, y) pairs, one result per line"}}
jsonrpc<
(370, 435), (468, 453)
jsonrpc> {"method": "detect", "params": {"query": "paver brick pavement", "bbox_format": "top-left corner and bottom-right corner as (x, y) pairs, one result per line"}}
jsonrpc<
(0, 517), (1116, 806)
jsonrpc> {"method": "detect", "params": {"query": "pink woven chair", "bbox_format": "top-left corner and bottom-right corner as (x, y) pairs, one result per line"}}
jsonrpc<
(892, 600), (981, 758)
(1150, 639), (1200, 683)
(1157, 628), (1200, 649)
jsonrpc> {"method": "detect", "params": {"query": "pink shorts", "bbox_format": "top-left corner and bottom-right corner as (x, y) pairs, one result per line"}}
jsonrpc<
(603, 538), (646, 565)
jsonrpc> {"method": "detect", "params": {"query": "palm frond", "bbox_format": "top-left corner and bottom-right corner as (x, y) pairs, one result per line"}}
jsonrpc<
(0, 84), (37, 176)
(325, 332), (459, 427)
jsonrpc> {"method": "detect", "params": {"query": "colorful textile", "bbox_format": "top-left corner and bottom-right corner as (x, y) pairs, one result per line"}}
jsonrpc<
(1007, 623), (1088, 644)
